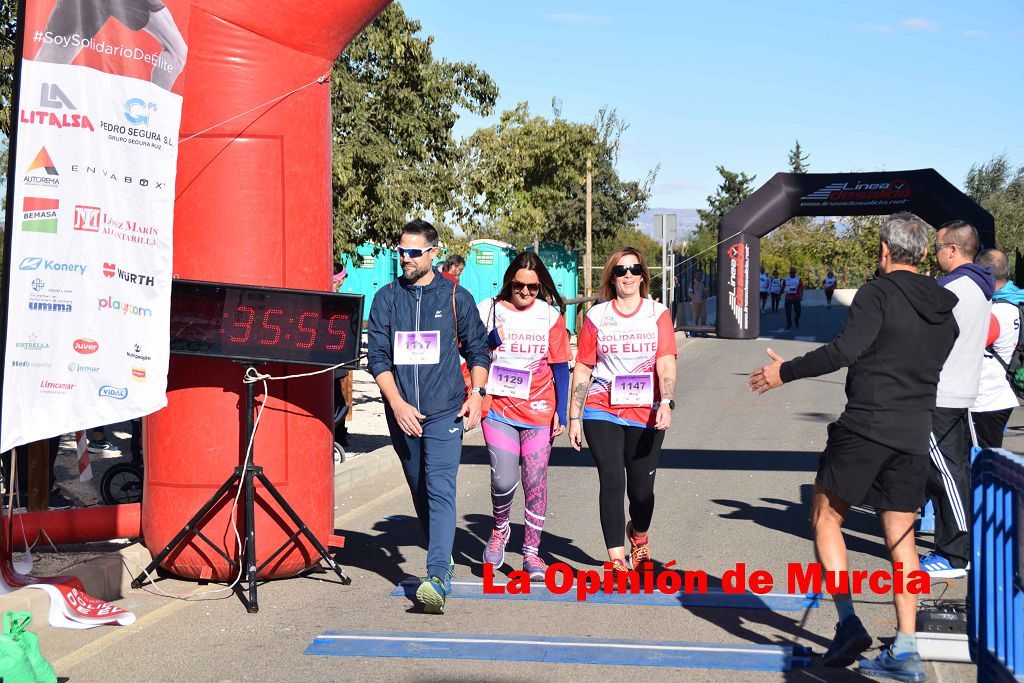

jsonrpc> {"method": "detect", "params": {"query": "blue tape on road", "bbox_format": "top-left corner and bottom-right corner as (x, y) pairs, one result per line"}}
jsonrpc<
(305, 631), (806, 671)
(390, 579), (820, 611)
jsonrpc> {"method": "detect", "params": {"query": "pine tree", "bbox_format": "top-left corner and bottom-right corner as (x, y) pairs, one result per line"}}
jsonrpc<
(788, 140), (810, 174)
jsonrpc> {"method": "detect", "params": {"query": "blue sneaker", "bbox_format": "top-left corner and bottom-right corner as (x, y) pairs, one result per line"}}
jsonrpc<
(858, 648), (925, 682)
(919, 553), (967, 579)
(823, 615), (872, 667)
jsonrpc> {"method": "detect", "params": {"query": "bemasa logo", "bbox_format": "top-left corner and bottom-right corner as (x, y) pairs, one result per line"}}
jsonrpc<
(124, 98), (156, 125)
(24, 147), (59, 187)
(22, 197), (59, 233)
(73, 338), (99, 354)
(98, 385), (128, 400)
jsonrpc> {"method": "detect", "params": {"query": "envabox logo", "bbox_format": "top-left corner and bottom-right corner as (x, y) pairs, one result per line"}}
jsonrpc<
(73, 338), (99, 354)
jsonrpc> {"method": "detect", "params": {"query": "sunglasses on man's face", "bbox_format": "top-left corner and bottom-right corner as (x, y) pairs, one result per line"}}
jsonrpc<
(511, 281), (541, 294)
(612, 264), (644, 277)
(397, 246), (434, 259)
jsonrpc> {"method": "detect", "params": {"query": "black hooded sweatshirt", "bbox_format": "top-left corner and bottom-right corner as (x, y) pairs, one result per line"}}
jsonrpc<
(779, 270), (959, 453)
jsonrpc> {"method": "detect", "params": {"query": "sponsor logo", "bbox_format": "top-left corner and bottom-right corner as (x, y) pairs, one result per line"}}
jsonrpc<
(100, 120), (171, 150)
(127, 343), (152, 362)
(18, 256), (86, 275)
(124, 98), (156, 125)
(27, 278), (75, 312)
(22, 197), (59, 233)
(31, 278), (45, 291)
(68, 361), (101, 373)
(103, 262), (116, 278)
(98, 296), (152, 317)
(40, 83), (74, 109)
(102, 261), (155, 287)
(73, 205), (159, 246)
(15, 334), (50, 352)
(24, 147), (59, 187)
(69, 164), (165, 191)
(727, 242), (748, 329)
(98, 385), (128, 400)
(73, 338), (99, 354)
(800, 179), (911, 205)
(11, 359), (53, 369)
(74, 205), (101, 232)
(39, 379), (75, 394)
(28, 301), (72, 312)
(20, 110), (94, 131)
(131, 367), (147, 382)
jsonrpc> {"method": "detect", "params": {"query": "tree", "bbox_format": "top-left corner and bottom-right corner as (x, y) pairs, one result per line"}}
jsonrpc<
(0, 0), (16, 136)
(456, 103), (654, 250)
(965, 153), (1024, 263)
(331, 2), (498, 254)
(688, 166), (756, 261)
(788, 139), (809, 174)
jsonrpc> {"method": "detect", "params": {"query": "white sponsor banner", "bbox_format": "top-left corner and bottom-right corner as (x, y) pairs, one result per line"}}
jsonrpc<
(1, 61), (177, 452)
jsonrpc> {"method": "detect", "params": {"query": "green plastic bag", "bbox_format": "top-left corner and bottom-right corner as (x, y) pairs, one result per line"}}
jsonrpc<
(0, 612), (56, 683)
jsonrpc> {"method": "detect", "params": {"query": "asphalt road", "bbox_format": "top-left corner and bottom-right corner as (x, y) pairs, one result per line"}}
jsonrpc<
(43, 303), (980, 682)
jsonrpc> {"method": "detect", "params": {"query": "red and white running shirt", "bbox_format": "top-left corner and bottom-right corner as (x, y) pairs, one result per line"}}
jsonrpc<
(478, 298), (571, 428)
(576, 299), (677, 428)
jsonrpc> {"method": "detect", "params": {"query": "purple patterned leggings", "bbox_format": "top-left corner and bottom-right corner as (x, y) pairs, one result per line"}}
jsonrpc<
(481, 417), (551, 557)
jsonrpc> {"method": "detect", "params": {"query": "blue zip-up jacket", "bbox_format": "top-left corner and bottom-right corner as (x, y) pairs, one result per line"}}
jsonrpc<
(367, 268), (490, 420)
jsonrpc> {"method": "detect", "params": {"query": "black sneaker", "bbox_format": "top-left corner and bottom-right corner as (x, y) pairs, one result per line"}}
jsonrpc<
(824, 615), (872, 667)
(88, 439), (120, 455)
(48, 489), (74, 510)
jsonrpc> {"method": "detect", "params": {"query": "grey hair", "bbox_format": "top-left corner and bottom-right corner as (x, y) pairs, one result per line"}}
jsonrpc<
(880, 212), (930, 266)
(976, 248), (1009, 281)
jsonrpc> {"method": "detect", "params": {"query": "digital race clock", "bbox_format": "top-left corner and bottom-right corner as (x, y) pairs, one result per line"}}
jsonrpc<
(169, 280), (364, 367)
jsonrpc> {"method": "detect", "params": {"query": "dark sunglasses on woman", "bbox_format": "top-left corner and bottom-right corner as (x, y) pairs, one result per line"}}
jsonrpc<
(612, 264), (644, 277)
(511, 281), (541, 294)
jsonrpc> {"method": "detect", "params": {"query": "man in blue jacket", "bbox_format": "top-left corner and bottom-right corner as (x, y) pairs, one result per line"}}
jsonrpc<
(367, 219), (490, 614)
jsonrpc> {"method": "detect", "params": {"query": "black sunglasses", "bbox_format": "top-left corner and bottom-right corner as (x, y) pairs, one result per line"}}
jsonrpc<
(397, 246), (435, 259)
(511, 281), (540, 294)
(611, 264), (644, 277)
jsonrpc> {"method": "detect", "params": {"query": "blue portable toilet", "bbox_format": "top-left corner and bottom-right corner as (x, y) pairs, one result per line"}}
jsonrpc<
(460, 239), (516, 306)
(339, 244), (397, 319)
(527, 243), (580, 334)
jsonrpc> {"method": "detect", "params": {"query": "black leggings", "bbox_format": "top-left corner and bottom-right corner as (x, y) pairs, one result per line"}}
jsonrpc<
(583, 419), (666, 549)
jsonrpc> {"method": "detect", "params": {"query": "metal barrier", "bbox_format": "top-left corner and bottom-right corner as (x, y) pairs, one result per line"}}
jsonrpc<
(969, 448), (1024, 682)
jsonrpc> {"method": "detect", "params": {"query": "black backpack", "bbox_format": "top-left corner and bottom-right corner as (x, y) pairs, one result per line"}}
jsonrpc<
(987, 299), (1024, 400)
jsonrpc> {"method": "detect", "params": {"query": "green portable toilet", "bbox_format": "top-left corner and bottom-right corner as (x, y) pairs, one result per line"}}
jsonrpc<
(527, 243), (580, 334)
(461, 239), (516, 305)
(339, 244), (397, 319)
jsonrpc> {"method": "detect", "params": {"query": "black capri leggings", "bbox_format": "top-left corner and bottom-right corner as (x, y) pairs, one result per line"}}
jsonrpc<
(583, 419), (666, 549)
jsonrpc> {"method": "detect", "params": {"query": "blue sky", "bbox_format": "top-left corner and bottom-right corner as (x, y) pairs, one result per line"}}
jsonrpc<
(402, 0), (1023, 210)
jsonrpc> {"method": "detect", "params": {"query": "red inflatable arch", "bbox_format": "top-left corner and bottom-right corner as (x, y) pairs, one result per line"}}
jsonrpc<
(144, 0), (393, 580)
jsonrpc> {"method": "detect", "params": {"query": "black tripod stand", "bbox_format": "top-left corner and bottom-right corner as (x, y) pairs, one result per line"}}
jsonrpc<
(131, 367), (352, 612)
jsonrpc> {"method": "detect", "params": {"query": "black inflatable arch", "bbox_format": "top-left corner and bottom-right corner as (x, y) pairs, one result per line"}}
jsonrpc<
(715, 168), (995, 339)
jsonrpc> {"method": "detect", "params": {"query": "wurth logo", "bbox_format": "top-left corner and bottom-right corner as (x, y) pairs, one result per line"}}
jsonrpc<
(117, 267), (155, 288)
(74, 205), (101, 232)
(103, 262), (116, 278)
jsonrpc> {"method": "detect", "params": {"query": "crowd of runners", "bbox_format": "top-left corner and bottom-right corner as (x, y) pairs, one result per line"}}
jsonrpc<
(364, 214), (1015, 683)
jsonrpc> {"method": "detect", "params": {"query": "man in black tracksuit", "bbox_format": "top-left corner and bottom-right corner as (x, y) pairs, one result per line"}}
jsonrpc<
(367, 219), (490, 614)
(750, 213), (958, 680)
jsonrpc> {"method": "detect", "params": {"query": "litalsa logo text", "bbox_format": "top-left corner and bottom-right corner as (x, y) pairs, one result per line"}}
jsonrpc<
(98, 385), (128, 400)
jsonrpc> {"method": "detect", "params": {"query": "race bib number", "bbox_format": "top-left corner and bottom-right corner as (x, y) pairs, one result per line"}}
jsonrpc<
(611, 373), (654, 406)
(394, 331), (440, 365)
(487, 364), (532, 399)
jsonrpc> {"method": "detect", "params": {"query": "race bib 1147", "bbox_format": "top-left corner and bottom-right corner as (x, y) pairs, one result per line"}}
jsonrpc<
(611, 372), (654, 406)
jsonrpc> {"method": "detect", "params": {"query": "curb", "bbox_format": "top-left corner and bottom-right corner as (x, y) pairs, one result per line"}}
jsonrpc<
(334, 443), (399, 492)
(0, 542), (153, 633)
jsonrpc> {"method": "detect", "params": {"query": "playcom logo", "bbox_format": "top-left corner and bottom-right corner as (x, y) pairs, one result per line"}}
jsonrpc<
(98, 385), (128, 400)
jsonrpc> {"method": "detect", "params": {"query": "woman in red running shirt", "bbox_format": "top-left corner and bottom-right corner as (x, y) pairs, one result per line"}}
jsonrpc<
(569, 247), (677, 572)
(479, 253), (571, 580)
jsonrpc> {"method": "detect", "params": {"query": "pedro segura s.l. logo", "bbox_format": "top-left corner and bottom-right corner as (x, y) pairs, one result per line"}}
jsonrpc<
(98, 385), (129, 400)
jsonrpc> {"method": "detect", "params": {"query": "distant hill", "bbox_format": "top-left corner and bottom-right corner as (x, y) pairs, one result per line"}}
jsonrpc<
(634, 208), (699, 242)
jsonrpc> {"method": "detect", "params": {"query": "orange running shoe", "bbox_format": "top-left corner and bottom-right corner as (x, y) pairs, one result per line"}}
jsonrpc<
(627, 521), (650, 568)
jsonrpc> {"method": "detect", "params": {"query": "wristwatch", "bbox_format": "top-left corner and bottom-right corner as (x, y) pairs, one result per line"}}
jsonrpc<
(666, 399), (675, 411)
(472, 386), (486, 397)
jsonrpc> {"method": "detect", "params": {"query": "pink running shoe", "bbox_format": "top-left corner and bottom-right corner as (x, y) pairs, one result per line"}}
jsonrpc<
(523, 554), (548, 582)
(482, 527), (510, 567)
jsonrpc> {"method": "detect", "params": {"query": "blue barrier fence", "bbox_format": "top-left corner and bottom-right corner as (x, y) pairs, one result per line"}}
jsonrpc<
(969, 447), (1024, 682)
